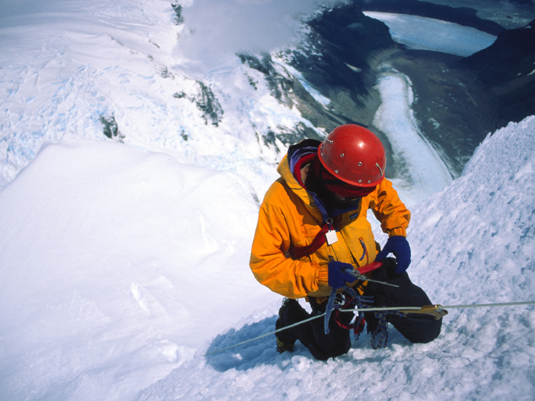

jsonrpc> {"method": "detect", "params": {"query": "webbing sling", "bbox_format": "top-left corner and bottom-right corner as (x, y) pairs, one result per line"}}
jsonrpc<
(288, 223), (329, 259)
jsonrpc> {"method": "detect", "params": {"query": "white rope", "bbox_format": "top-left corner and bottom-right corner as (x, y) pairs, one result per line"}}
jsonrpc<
(340, 300), (535, 314)
(202, 313), (325, 357)
(201, 300), (535, 357)
(340, 306), (422, 313)
(440, 300), (535, 309)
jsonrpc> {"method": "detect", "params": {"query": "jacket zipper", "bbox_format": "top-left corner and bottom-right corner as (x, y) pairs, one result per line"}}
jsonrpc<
(359, 237), (369, 265)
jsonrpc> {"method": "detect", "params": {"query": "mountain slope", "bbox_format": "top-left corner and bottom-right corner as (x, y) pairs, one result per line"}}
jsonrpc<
(133, 115), (535, 401)
(1, 1), (535, 399)
(461, 18), (535, 127)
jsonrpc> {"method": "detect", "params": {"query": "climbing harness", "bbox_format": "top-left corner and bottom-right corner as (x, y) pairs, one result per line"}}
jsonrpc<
(324, 286), (405, 349)
(322, 259), (443, 348)
(323, 260), (397, 337)
(330, 291), (373, 342)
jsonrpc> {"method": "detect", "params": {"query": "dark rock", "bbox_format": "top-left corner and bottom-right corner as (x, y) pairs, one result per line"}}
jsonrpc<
(461, 19), (535, 127)
(386, 50), (497, 176)
(194, 82), (224, 127)
(99, 114), (124, 141)
(291, 2), (394, 108)
(171, 3), (184, 26)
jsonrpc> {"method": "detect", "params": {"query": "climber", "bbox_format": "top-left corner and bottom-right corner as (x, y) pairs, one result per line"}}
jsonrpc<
(249, 124), (442, 360)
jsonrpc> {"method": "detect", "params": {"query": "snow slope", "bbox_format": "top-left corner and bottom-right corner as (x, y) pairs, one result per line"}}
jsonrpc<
(0, 0), (300, 195)
(1, 116), (533, 400)
(133, 116), (535, 401)
(2, 1), (534, 400)
(0, 139), (278, 400)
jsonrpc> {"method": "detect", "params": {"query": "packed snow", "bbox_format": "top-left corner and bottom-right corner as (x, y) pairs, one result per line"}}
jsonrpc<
(0, 0), (298, 195)
(1, 0), (534, 400)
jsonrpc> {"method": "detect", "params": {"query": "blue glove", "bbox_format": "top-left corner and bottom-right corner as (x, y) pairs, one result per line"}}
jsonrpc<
(376, 236), (411, 275)
(328, 260), (356, 290)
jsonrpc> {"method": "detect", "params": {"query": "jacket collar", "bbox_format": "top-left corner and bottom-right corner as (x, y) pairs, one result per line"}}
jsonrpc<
(277, 139), (361, 224)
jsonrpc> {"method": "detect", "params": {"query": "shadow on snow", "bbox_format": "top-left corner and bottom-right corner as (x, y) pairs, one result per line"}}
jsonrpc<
(203, 315), (412, 372)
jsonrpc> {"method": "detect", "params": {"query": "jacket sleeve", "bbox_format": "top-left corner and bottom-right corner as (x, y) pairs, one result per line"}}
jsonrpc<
(369, 178), (411, 237)
(249, 181), (329, 299)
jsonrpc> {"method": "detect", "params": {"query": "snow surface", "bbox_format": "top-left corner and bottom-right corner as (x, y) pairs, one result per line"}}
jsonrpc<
(0, 0), (295, 196)
(0, 140), (278, 400)
(1, 0), (492, 199)
(363, 11), (497, 57)
(137, 116), (535, 401)
(1, 1), (535, 400)
(2, 116), (533, 401)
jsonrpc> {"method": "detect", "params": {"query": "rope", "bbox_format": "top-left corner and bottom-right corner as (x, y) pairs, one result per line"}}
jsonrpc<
(340, 306), (422, 313)
(440, 300), (535, 309)
(340, 300), (535, 314)
(202, 313), (325, 357)
(201, 300), (535, 357)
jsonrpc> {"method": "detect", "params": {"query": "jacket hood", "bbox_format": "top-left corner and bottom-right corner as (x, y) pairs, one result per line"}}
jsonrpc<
(277, 139), (321, 210)
(277, 139), (361, 224)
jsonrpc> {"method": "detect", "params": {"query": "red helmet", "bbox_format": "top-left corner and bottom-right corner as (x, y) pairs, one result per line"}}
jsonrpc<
(317, 124), (386, 187)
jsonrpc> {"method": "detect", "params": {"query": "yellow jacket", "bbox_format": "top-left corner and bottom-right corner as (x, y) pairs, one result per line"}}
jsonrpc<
(250, 146), (411, 299)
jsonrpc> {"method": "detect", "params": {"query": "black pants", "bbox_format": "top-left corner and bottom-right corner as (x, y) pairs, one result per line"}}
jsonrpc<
(276, 266), (442, 360)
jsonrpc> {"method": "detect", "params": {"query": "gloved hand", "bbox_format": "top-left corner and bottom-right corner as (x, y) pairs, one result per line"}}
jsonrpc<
(376, 236), (411, 275)
(328, 260), (357, 290)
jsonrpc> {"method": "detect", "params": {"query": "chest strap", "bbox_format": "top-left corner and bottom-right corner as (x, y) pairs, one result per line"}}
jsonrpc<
(288, 223), (330, 259)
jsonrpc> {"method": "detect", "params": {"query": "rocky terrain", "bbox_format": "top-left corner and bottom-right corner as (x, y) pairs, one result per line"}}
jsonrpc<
(256, 0), (535, 176)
